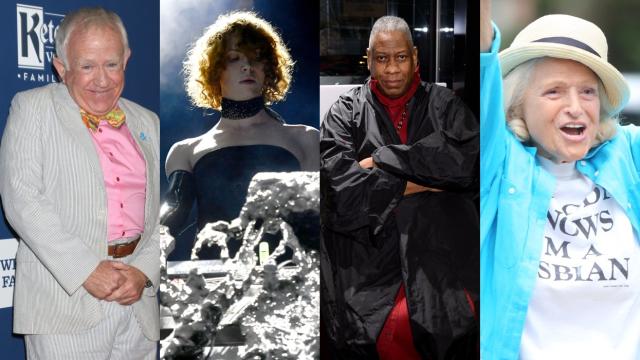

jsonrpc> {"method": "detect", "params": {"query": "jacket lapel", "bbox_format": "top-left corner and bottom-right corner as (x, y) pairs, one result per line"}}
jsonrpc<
(364, 80), (403, 145)
(406, 84), (426, 144)
(120, 101), (155, 239)
(51, 83), (105, 181)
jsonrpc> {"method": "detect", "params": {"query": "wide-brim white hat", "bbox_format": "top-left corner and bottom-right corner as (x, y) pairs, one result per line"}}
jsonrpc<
(499, 14), (629, 114)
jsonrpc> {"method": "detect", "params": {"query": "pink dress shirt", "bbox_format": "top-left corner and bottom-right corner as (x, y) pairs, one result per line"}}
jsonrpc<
(88, 120), (146, 242)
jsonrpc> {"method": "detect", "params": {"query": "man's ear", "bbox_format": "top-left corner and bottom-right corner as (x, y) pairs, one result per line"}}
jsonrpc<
(122, 48), (131, 71)
(366, 48), (371, 71)
(412, 46), (418, 66)
(52, 57), (66, 82)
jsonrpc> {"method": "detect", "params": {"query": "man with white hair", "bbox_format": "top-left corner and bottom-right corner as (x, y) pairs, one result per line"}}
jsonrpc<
(320, 15), (479, 359)
(0, 7), (159, 359)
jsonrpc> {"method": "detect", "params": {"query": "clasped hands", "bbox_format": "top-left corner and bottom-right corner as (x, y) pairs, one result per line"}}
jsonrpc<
(358, 157), (443, 195)
(82, 260), (147, 305)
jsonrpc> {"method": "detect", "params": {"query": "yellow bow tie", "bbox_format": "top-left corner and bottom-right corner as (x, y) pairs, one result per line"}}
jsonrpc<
(80, 107), (126, 132)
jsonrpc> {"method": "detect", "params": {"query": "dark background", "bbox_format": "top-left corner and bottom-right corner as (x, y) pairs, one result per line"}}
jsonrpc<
(160, 0), (320, 260)
(320, 0), (478, 117)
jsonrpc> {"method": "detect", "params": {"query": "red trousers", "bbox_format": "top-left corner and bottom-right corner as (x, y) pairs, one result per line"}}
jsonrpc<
(376, 283), (421, 360)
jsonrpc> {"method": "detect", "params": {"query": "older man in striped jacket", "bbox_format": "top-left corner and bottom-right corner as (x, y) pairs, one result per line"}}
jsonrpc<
(0, 7), (160, 359)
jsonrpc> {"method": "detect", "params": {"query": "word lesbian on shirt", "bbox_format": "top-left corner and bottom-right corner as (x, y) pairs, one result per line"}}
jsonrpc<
(539, 184), (633, 284)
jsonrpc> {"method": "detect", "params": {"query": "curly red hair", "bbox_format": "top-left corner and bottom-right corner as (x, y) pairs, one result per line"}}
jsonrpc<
(184, 11), (294, 110)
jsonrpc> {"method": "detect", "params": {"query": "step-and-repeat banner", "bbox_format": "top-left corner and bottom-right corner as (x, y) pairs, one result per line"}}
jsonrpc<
(0, 1), (158, 357)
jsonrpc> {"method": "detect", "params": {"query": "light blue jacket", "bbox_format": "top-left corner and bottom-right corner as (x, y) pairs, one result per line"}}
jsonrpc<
(480, 26), (640, 359)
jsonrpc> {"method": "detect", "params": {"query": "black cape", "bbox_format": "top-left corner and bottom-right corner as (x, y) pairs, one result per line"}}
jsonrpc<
(320, 80), (479, 359)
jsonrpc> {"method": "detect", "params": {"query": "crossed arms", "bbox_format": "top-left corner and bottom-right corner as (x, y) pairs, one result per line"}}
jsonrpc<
(320, 91), (478, 236)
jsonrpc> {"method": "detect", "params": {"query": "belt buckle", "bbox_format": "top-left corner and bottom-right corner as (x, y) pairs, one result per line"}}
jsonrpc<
(110, 236), (139, 258)
(112, 242), (127, 258)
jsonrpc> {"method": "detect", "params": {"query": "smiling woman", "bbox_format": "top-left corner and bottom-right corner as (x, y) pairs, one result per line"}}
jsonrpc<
(480, 1), (640, 358)
(520, 58), (601, 162)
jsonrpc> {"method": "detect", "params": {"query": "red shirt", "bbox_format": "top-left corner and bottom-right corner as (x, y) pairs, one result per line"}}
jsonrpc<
(370, 73), (423, 358)
(370, 71), (421, 144)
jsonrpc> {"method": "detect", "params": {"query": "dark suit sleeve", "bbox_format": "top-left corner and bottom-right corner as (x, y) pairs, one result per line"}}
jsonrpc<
(371, 94), (479, 191)
(320, 95), (406, 239)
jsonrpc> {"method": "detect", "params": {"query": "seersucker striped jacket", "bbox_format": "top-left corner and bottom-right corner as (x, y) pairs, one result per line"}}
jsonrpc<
(0, 83), (160, 340)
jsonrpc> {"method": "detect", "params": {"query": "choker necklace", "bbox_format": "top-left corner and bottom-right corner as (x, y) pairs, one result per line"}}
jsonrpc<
(220, 97), (264, 119)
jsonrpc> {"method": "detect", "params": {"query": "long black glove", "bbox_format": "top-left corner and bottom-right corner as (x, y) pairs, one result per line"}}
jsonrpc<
(160, 170), (196, 237)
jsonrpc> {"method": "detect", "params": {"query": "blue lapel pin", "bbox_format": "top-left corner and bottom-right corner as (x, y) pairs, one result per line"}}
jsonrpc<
(139, 132), (147, 141)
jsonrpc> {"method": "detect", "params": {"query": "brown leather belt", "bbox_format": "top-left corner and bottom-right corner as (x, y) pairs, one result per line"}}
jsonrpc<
(108, 235), (141, 258)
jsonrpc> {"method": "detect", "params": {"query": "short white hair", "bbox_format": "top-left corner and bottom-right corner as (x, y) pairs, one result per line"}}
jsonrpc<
(503, 57), (618, 145)
(55, 7), (129, 68)
(368, 16), (413, 50)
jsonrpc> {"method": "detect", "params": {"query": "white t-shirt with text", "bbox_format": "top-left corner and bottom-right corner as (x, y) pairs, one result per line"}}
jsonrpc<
(520, 157), (640, 359)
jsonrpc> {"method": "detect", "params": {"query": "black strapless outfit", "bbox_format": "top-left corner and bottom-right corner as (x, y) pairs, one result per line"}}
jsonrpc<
(161, 145), (301, 260)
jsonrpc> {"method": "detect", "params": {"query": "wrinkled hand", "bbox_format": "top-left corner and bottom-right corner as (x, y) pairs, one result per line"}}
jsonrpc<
(404, 181), (443, 196)
(104, 262), (148, 305)
(358, 157), (377, 169)
(83, 260), (127, 300)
